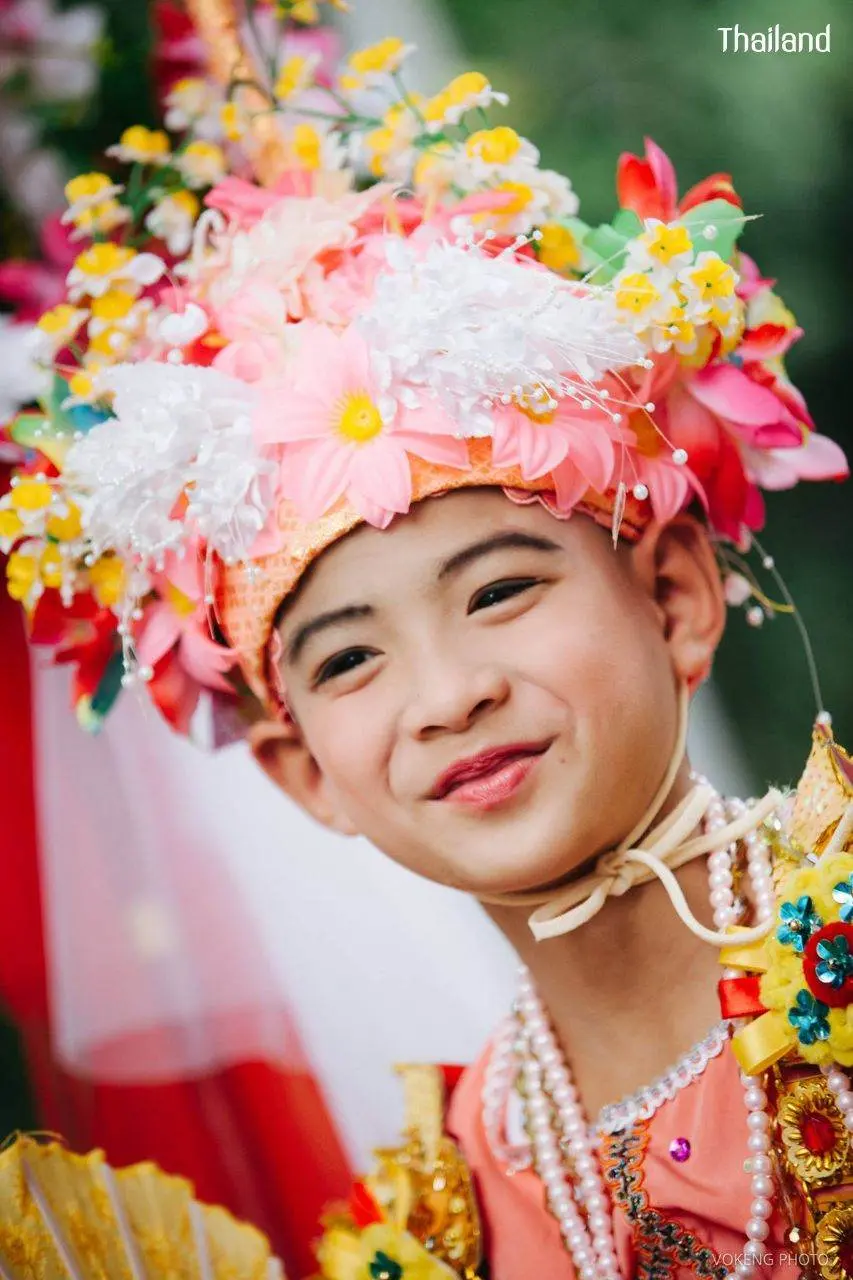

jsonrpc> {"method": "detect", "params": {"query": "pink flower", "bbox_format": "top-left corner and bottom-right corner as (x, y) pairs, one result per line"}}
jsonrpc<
(0, 213), (75, 321)
(254, 325), (469, 526)
(490, 398), (619, 514)
(136, 544), (235, 732)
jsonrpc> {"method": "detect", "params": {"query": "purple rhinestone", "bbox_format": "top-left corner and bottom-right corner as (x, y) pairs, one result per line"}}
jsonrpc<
(669, 1136), (691, 1163)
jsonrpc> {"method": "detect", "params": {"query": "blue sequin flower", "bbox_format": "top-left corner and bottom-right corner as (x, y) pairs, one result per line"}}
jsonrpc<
(815, 934), (853, 989)
(833, 876), (853, 923)
(788, 990), (830, 1045)
(777, 895), (822, 953)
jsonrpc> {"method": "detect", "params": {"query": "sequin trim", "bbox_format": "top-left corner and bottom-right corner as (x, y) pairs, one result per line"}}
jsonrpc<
(601, 1122), (728, 1279)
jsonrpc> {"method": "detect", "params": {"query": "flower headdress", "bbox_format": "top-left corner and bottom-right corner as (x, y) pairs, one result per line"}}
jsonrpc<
(0, 0), (846, 734)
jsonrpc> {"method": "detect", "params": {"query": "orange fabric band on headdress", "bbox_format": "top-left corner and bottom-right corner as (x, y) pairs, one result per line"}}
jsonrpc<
(216, 439), (649, 715)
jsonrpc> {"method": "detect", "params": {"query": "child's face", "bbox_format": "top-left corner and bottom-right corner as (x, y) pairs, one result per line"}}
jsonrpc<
(255, 489), (724, 895)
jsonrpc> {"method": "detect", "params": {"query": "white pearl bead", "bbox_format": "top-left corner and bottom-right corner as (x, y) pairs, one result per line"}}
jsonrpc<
(746, 1218), (770, 1241)
(750, 1196), (772, 1220)
(750, 1174), (773, 1197)
(836, 1089), (853, 1111)
(843, 1113), (853, 1131)
(735, 1259), (756, 1278)
(827, 1070), (848, 1093)
(747, 1132), (770, 1151)
(750, 1155), (771, 1174)
(744, 1088), (767, 1110)
(747, 1110), (770, 1131)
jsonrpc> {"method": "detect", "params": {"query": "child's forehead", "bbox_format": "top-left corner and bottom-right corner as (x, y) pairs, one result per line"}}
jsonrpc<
(286, 491), (614, 613)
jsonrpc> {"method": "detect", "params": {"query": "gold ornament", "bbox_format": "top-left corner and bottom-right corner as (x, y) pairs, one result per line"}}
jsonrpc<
(816, 1203), (853, 1280)
(778, 1078), (849, 1182)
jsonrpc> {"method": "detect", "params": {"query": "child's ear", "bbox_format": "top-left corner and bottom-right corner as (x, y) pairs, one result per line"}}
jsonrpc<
(248, 718), (360, 837)
(631, 514), (726, 691)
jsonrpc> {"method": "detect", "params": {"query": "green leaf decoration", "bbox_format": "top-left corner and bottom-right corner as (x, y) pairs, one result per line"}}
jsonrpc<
(84, 648), (126, 729)
(681, 198), (747, 263)
(611, 208), (643, 238)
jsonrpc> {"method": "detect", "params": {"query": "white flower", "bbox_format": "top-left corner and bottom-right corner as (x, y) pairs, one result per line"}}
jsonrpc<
(164, 77), (220, 133)
(145, 190), (200, 256)
(174, 141), (227, 189)
(148, 302), (209, 348)
(357, 236), (643, 435)
(64, 363), (270, 570)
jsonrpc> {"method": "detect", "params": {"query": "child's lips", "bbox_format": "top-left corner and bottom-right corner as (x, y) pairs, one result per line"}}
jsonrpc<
(428, 740), (553, 803)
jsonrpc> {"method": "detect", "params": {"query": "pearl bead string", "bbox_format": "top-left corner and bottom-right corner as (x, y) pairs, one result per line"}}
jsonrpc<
(482, 783), (782, 1280)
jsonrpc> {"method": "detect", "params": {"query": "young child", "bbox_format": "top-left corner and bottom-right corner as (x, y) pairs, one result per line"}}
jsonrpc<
(2, 4), (852, 1278)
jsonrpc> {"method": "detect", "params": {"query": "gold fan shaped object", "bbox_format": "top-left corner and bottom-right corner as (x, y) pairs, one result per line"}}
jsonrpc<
(0, 1136), (285, 1279)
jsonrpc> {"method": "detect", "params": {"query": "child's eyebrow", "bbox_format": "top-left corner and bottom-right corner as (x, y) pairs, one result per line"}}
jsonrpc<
(284, 530), (562, 666)
(435, 530), (563, 581)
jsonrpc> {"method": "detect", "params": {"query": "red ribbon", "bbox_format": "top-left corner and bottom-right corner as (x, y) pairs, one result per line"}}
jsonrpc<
(718, 974), (767, 1019)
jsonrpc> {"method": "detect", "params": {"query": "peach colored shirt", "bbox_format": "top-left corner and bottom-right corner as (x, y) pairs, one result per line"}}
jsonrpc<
(447, 1035), (801, 1280)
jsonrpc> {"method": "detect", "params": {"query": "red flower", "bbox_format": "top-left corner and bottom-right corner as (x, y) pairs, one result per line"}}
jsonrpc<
(616, 138), (742, 223)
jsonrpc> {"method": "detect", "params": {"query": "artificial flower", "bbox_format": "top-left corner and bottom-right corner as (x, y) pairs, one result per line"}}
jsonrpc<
(254, 325), (468, 525)
(338, 37), (413, 91)
(145, 189), (200, 255)
(164, 76), (219, 132)
(174, 140), (227, 188)
(777, 895), (823, 953)
(274, 51), (321, 100)
(423, 71), (508, 131)
(317, 1222), (458, 1280)
(107, 125), (171, 165)
(66, 243), (165, 302)
(617, 137), (742, 222)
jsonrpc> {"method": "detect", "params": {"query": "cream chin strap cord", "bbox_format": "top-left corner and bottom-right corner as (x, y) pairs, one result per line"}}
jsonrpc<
(479, 683), (783, 946)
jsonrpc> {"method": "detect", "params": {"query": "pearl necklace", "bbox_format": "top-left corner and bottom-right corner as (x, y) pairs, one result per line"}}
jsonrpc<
(482, 785), (780, 1280)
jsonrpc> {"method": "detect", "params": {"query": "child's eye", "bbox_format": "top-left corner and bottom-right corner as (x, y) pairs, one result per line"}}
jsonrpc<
(469, 579), (539, 613)
(314, 648), (375, 686)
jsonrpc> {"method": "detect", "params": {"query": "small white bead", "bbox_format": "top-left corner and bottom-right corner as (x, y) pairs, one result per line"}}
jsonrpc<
(747, 1132), (770, 1152)
(750, 1174), (773, 1197)
(746, 1218), (770, 1241)
(836, 1089), (853, 1112)
(747, 1110), (770, 1132)
(632, 482), (649, 501)
(672, 447), (688, 465)
(750, 1196), (772, 1220)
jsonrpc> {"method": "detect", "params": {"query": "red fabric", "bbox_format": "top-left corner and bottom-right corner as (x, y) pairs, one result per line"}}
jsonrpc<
(0, 571), (351, 1277)
(717, 974), (767, 1019)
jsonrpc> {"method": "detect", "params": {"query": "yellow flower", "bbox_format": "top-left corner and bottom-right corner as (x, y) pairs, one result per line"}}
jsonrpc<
(680, 251), (737, 304)
(10, 477), (53, 513)
(46, 501), (83, 542)
(423, 71), (508, 130)
(39, 544), (65, 590)
(164, 77), (216, 131)
(6, 550), (40, 604)
(615, 271), (662, 317)
(339, 37), (412, 91)
(219, 101), (248, 142)
(89, 289), (137, 325)
(67, 370), (97, 402)
(465, 126), (523, 166)
(35, 303), (87, 353)
(87, 327), (133, 362)
(65, 172), (114, 206)
(642, 222), (693, 267)
(144, 190), (200, 256)
(413, 142), (456, 196)
(88, 555), (126, 607)
(274, 52), (319, 100)
(288, 123), (323, 170)
(0, 507), (24, 543)
(175, 141), (227, 189)
(66, 242), (163, 302)
(536, 222), (580, 273)
(317, 1223), (458, 1280)
(107, 125), (171, 165)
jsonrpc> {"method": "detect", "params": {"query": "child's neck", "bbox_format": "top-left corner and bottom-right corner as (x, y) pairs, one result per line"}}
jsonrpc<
(484, 762), (725, 1121)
